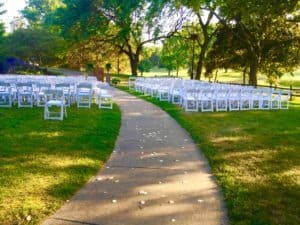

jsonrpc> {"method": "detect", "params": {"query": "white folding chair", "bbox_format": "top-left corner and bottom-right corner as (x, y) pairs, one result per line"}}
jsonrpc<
(260, 88), (271, 110)
(17, 82), (33, 108)
(97, 89), (113, 109)
(280, 90), (290, 109)
(36, 83), (51, 107)
(270, 89), (281, 109)
(76, 83), (93, 108)
(200, 89), (214, 112)
(215, 89), (228, 112)
(183, 89), (198, 112)
(0, 82), (12, 107)
(55, 83), (72, 107)
(240, 89), (252, 110)
(228, 89), (240, 111)
(44, 89), (67, 121)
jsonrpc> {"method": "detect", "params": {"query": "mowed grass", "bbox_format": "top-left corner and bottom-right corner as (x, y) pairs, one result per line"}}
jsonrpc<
(0, 105), (121, 225)
(119, 86), (300, 225)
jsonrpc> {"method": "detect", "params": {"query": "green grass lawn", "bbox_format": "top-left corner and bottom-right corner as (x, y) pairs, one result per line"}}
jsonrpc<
(119, 86), (300, 225)
(0, 105), (121, 225)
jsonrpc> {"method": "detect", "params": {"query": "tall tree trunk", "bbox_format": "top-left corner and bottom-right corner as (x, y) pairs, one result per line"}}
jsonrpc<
(195, 41), (208, 80)
(129, 55), (138, 76)
(214, 70), (218, 82)
(249, 58), (258, 86)
(243, 67), (247, 84)
(124, 42), (141, 76)
(117, 55), (120, 75)
(195, 56), (203, 80)
(176, 67), (179, 77)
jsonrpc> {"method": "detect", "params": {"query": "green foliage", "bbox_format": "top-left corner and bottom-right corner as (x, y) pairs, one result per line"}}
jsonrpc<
(105, 63), (112, 73)
(48, 0), (183, 75)
(0, 105), (121, 224)
(1, 28), (66, 66)
(21, 0), (64, 28)
(160, 35), (189, 76)
(206, 0), (300, 85)
(111, 77), (121, 86)
(138, 59), (152, 76)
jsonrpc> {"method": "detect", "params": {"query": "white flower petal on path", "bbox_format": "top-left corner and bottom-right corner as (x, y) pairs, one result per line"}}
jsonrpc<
(26, 215), (32, 221)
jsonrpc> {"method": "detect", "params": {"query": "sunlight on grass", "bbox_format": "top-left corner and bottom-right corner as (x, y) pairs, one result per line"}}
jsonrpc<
(120, 86), (300, 225)
(0, 105), (121, 225)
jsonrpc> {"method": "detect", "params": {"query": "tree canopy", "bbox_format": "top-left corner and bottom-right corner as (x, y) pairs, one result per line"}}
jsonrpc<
(0, 0), (299, 83)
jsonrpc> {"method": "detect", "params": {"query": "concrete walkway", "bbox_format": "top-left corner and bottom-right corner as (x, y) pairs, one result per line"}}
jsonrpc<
(43, 89), (228, 225)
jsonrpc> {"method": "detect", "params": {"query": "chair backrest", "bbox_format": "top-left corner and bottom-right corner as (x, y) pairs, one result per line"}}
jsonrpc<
(44, 89), (64, 101)
(77, 82), (92, 92)
(17, 82), (33, 93)
(0, 82), (11, 93)
(77, 82), (92, 89)
(55, 83), (71, 89)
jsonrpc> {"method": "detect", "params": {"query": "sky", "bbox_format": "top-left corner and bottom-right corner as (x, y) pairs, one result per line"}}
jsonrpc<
(0, 0), (26, 31)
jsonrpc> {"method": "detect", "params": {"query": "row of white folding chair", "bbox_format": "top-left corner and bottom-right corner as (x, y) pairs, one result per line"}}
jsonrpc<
(0, 81), (94, 108)
(182, 88), (289, 112)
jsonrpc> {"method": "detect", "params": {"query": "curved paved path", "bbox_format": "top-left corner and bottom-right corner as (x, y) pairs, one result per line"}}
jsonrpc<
(43, 89), (228, 225)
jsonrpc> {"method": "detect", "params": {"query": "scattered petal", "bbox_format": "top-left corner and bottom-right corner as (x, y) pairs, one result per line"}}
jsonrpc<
(159, 159), (164, 163)
(108, 176), (114, 180)
(175, 159), (180, 162)
(164, 136), (168, 138)
(140, 146), (144, 149)
(139, 190), (148, 195)
(184, 171), (188, 174)
(197, 199), (204, 203)
(112, 199), (117, 203)
(26, 215), (31, 221)
(181, 146), (185, 149)
(184, 139), (188, 142)
(168, 200), (175, 204)
(106, 166), (110, 169)
(158, 181), (163, 184)
(141, 152), (144, 155)
(114, 179), (119, 183)
(103, 192), (108, 194)
(139, 200), (146, 205)
(95, 177), (103, 181)
(66, 200), (70, 202)
(171, 218), (176, 222)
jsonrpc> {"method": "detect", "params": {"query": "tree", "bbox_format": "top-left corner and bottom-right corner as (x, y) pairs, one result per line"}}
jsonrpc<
(21, 0), (63, 28)
(51, 0), (188, 75)
(207, 0), (300, 85)
(160, 35), (189, 76)
(3, 28), (66, 66)
(138, 59), (152, 76)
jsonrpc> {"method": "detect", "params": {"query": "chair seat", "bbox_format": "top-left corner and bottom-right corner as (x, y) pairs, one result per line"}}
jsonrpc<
(46, 100), (64, 106)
